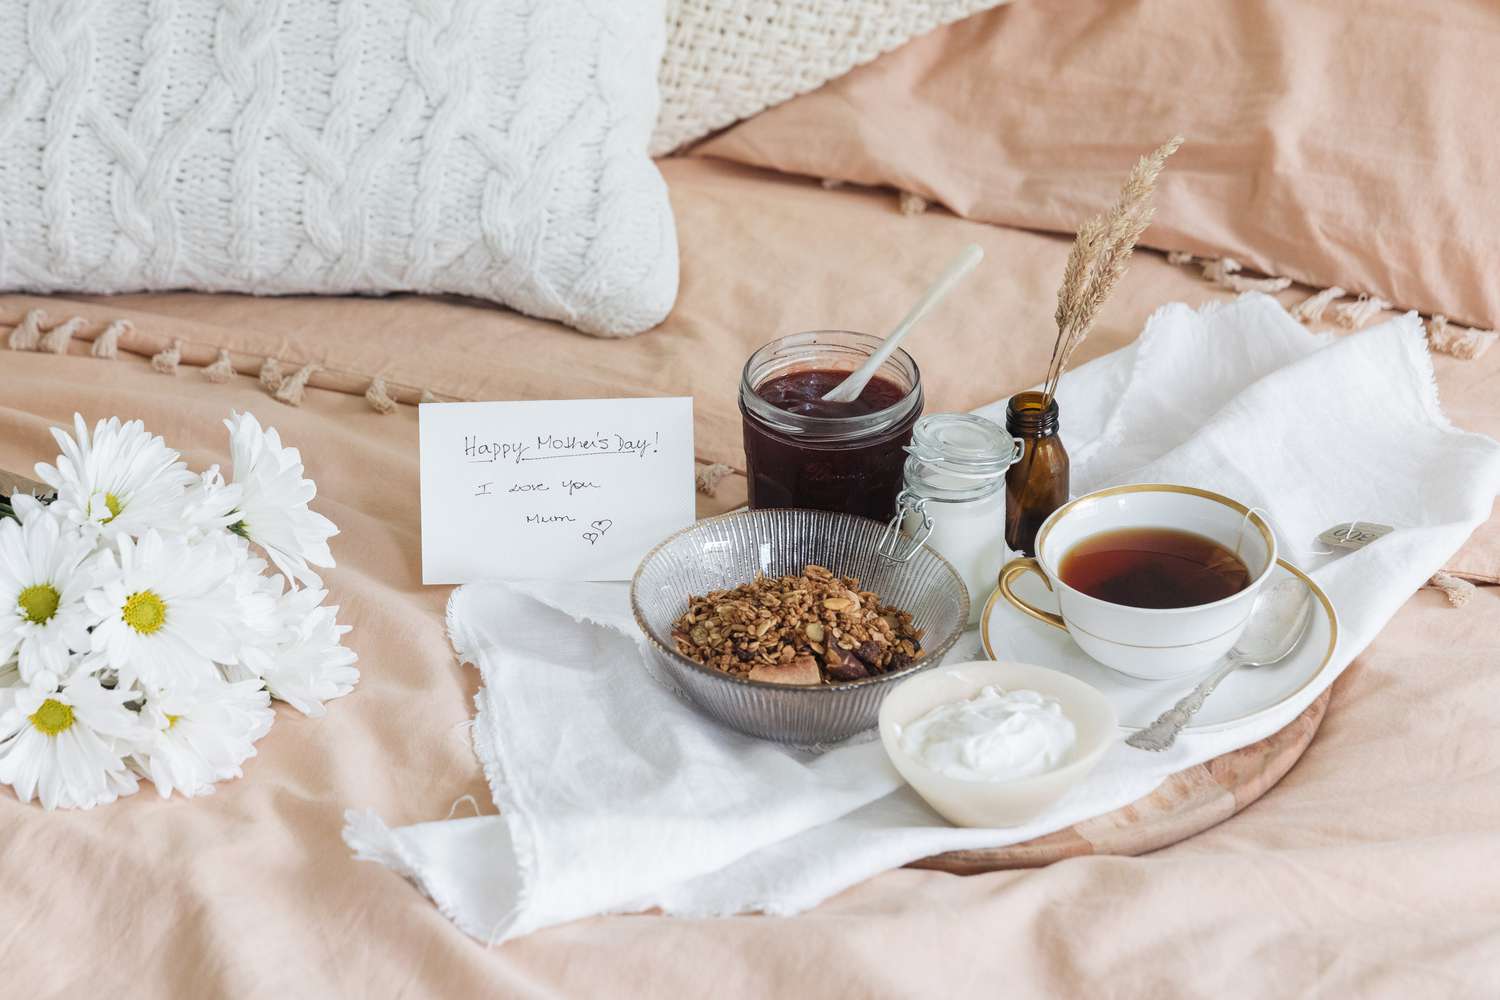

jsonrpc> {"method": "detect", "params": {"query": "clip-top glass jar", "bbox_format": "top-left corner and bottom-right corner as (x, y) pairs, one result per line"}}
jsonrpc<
(879, 413), (1022, 624)
(741, 331), (924, 520)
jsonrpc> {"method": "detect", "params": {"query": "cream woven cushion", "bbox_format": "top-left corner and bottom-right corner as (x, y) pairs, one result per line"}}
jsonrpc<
(652, 0), (1011, 155)
(0, 0), (677, 338)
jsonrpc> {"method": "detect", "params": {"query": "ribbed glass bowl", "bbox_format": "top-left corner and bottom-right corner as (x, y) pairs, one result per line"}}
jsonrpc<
(630, 508), (970, 743)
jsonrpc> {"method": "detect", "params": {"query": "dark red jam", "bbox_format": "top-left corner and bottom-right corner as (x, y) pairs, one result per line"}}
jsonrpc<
(741, 368), (922, 520)
(753, 369), (908, 419)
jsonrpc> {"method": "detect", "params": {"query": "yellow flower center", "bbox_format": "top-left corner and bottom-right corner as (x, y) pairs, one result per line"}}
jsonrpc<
(122, 590), (167, 634)
(29, 698), (74, 735)
(165, 713), (181, 729)
(102, 492), (123, 523)
(17, 583), (61, 624)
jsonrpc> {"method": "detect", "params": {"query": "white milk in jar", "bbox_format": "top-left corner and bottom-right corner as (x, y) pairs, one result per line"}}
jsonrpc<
(879, 413), (1021, 625)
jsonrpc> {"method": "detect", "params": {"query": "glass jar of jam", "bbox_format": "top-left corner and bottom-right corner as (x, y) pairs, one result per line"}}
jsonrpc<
(740, 331), (924, 520)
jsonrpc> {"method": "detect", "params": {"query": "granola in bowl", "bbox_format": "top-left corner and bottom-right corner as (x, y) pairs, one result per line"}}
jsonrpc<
(670, 564), (924, 686)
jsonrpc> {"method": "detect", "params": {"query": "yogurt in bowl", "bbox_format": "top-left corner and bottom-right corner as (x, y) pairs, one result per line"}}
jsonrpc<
(899, 686), (1078, 783)
(879, 661), (1117, 828)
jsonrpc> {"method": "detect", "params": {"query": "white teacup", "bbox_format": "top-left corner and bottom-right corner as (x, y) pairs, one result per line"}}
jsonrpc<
(997, 484), (1277, 680)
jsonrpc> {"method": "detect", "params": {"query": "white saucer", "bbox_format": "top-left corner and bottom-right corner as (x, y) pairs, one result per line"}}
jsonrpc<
(980, 559), (1339, 733)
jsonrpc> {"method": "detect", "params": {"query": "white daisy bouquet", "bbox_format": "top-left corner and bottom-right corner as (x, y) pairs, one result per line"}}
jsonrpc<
(0, 412), (358, 810)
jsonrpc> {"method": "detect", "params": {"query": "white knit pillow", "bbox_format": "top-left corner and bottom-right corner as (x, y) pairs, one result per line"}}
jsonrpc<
(0, 0), (676, 338)
(653, 0), (1011, 155)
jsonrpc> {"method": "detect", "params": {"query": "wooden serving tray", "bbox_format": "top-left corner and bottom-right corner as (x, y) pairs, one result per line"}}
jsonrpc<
(909, 689), (1331, 874)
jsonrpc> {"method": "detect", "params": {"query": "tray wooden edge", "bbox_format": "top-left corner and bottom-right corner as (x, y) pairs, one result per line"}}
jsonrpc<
(906, 688), (1332, 874)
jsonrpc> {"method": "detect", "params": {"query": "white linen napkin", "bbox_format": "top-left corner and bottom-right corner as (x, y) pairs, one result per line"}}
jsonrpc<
(345, 294), (1500, 942)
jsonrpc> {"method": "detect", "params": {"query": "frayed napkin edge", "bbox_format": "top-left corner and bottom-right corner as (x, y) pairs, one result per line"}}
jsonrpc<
(337, 589), (531, 945)
(444, 586), (539, 944)
(341, 809), (506, 943)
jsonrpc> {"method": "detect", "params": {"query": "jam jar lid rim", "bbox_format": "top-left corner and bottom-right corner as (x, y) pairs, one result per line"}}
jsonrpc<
(740, 332), (923, 435)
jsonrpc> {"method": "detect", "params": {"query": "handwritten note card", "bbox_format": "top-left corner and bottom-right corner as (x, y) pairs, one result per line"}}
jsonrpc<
(419, 398), (695, 584)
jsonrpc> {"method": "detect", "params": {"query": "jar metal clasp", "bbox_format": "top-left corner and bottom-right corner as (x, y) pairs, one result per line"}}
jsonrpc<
(877, 490), (933, 563)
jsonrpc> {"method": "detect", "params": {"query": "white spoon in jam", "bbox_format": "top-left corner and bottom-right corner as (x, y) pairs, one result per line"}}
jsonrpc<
(821, 243), (985, 404)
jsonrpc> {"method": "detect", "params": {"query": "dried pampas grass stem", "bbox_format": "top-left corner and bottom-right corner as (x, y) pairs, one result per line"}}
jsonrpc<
(1042, 136), (1183, 405)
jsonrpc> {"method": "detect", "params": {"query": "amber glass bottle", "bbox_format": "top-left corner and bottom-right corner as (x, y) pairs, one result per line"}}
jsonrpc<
(1004, 391), (1069, 556)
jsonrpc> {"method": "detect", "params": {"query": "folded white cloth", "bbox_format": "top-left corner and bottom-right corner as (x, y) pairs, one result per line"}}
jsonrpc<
(345, 294), (1500, 943)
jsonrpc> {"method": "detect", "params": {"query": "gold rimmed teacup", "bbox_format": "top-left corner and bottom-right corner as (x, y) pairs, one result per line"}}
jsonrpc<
(996, 484), (1277, 680)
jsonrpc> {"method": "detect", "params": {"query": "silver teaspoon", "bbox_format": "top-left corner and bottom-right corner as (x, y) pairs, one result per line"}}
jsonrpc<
(1126, 578), (1314, 752)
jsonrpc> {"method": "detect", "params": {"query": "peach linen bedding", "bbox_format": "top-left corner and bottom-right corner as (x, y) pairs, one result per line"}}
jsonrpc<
(4, 158), (1500, 996)
(699, 0), (1500, 331)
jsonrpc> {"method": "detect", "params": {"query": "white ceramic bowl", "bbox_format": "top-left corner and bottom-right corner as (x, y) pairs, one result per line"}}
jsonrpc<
(878, 660), (1118, 828)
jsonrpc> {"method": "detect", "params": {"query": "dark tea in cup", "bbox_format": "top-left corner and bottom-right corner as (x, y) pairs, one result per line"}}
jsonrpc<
(1058, 527), (1251, 610)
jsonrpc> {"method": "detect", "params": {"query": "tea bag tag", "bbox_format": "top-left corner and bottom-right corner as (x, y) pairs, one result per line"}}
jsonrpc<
(1317, 521), (1394, 552)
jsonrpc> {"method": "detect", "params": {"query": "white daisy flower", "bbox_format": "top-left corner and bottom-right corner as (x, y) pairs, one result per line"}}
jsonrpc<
(241, 585), (358, 716)
(222, 551), (284, 663)
(133, 674), (274, 798)
(179, 465), (244, 538)
(0, 673), (143, 810)
(223, 411), (337, 588)
(34, 414), (196, 541)
(5, 492), (51, 525)
(86, 530), (241, 692)
(0, 508), (101, 682)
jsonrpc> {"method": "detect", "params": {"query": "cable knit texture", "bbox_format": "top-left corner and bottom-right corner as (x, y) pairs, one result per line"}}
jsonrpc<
(0, 0), (677, 338)
(652, 0), (1009, 155)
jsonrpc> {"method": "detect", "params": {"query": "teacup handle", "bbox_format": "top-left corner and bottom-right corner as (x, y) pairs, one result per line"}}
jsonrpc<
(997, 557), (1067, 632)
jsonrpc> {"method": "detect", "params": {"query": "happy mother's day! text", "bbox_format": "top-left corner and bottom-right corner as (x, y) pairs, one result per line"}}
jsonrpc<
(419, 398), (695, 584)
